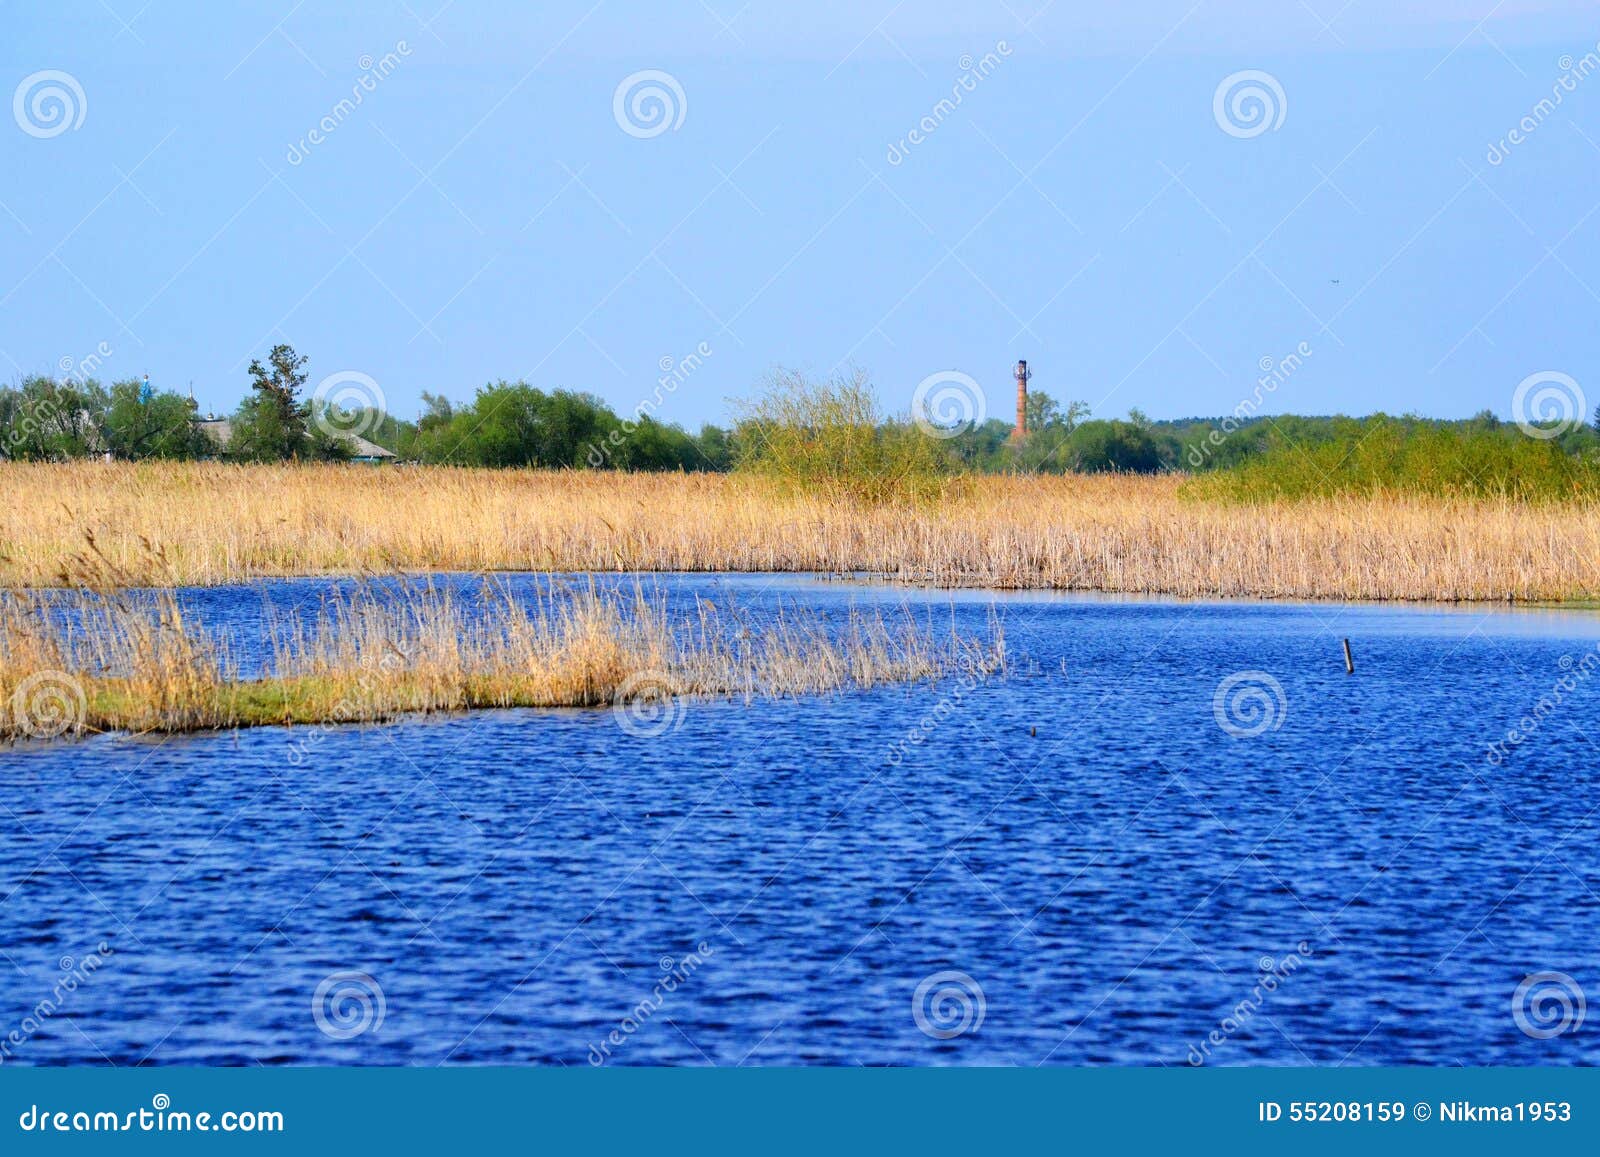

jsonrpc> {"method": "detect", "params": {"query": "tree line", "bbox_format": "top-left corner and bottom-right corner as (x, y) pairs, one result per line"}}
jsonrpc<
(0, 343), (733, 469)
(4, 346), (1598, 499)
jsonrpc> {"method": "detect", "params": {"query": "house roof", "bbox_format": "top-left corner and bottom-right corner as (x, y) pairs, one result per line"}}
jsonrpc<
(344, 434), (397, 460)
(196, 418), (231, 442)
(196, 418), (396, 460)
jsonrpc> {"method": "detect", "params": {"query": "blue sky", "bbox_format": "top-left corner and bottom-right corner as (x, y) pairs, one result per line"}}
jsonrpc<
(3, 1), (1599, 430)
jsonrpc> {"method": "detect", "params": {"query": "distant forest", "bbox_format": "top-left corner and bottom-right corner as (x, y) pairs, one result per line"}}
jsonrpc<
(5, 344), (1600, 500)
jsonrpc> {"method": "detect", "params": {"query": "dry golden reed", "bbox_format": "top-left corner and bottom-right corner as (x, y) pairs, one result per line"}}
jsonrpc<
(0, 577), (1002, 740)
(2, 461), (1599, 601)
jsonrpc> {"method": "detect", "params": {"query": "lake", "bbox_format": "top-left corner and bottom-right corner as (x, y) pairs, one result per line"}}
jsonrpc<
(2, 574), (1598, 1066)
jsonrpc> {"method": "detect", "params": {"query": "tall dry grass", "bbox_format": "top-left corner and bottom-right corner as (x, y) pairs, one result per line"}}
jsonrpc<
(1, 461), (1598, 601)
(0, 574), (1001, 739)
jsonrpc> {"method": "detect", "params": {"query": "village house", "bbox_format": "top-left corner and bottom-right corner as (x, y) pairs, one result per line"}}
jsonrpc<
(193, 414), (396, 464)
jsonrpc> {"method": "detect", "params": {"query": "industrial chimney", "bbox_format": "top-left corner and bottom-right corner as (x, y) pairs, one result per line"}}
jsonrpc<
(1013, 359), (1030, 440)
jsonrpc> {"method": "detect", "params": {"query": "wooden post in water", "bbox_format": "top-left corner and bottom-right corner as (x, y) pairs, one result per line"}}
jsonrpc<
(1342, 638), (1354, 675)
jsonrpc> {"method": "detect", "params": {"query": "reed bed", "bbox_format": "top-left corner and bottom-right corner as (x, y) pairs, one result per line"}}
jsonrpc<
(0, 577), (1002, 740)
(2, 461), (1599, 601)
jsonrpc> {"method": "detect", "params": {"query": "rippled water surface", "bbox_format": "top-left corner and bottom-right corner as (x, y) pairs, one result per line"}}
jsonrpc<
(3, 574), (1599, 1066)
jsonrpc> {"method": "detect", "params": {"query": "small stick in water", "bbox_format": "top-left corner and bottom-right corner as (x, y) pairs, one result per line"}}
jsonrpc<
(1342, 638), (1354, 675)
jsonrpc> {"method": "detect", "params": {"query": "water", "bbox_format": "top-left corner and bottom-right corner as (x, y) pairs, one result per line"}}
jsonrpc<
(3, 574), (1598, 1066)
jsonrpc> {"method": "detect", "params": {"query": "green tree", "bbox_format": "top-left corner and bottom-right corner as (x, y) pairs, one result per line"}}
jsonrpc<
(1011, 390), (1092, 472)
(103, 379), (210, 459)
(407, 381), (709, 470)
(418, 391), (453, 431)
(608, 414), (701, 470)
(0, 376), (106, 460)
(733, 369), (951, 501)
(1065, 419), (1164, 473)
(693, 423), (735, 470)
(233, 343), (311, 460)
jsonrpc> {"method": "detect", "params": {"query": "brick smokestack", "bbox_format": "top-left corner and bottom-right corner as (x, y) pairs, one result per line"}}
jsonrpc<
(1013, 359), (1029, 440)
